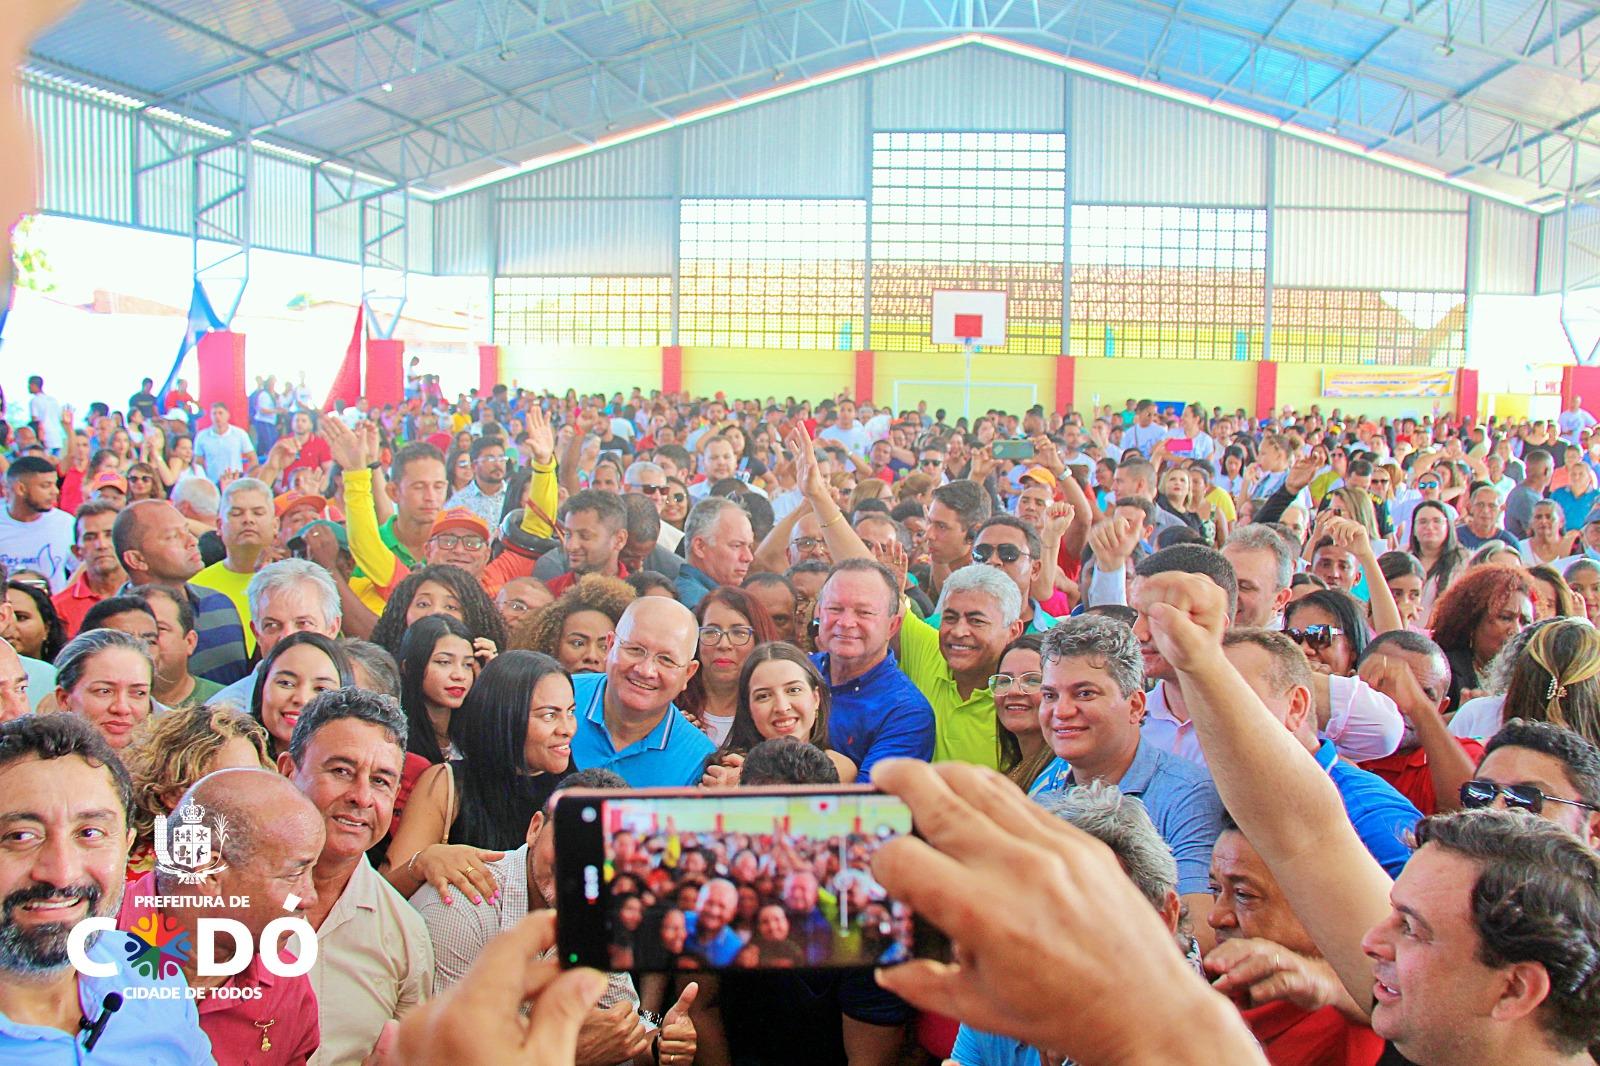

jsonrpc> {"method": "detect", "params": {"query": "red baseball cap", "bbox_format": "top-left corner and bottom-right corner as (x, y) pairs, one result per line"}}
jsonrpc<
(90, 471), (128, 493)
(274, 492), (328, 519)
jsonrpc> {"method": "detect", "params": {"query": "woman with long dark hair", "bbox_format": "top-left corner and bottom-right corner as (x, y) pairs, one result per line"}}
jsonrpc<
(993, 633), (1052, 790)
(382, 650), (576, 903)
(369, 563), (508, 655)
(1406, 499), (1468, 618)
(1376, 550), (1426, 632)
(397, 614), (479, 765)
(6, 578), (66, 661)
(702, 642), (856, 785)
(249, 631), (354, 756)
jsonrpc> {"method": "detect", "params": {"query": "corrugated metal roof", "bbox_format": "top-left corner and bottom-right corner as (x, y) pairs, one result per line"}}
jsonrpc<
(22, 0), (1600, 207)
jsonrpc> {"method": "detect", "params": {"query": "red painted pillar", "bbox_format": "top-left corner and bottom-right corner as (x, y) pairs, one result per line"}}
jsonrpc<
(1560, 365), (1600, 422)
(854, 350), (874, 405)
(197, 331), (248, 427)
(1454, 368), (1479, 424)
(1255, 361), (1278, 423)
(662, 346), (683, 394)
(477, 344), (501, 396)
(1055, 354), (1075, 415)
(365, 338), (404, 409)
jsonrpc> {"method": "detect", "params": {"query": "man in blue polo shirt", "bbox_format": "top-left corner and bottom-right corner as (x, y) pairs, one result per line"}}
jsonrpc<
(811, 558), (935, 782)
(571, 596), (715, 787)
(0, 715), (213, 1064)
(1219, 631), (1421, 878)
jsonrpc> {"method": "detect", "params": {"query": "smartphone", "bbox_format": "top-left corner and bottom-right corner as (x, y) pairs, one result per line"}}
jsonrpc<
(554, 786), (947, 972)
(991, 439), (1035, 461)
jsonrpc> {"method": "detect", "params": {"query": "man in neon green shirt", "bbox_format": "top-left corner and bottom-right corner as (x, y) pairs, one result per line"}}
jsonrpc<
(191, 477), (276, 654)
(898, 564), (1024, 768)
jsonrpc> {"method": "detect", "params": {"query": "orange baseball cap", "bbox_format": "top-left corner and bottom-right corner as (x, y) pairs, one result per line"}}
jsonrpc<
(90, 471), (128, 493)
(1020, 466), (1057, 489)
(429, 508), (491, 541)
(274, 492), (328, 519)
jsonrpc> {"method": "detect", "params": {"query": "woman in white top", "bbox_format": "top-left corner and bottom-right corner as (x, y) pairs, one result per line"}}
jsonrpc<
(1517, 499), (1580, 567)
(1407, 499), (1468, 620)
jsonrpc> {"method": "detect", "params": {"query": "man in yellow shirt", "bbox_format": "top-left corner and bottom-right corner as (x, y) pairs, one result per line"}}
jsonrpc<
(190, 476), (276, 653)
(897, 564), (1024, 769)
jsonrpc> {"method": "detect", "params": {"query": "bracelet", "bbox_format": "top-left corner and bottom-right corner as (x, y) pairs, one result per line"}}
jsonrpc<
(404, 849), (426, 875)
(821, 511), (845, 528)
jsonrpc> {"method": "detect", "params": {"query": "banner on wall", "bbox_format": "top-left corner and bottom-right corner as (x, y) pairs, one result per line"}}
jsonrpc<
(1321, 368), (1454, 399)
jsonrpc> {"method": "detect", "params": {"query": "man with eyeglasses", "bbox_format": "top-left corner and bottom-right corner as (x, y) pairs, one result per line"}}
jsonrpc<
(1464, 718), (1600, 849)
(445, 434), (512, 532)
(916, 445), (947, 484)
(570, 597), (715, 787)
(787, 510), (833, 568)
(422, 508), (492, 578)
(624, 459), (684, 552)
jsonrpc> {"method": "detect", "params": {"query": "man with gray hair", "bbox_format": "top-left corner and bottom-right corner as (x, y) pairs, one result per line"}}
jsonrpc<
(898, 563), (1022, 768)
(1222, 523), (1295, 629)
(950, 781), (1191, 1066)
(280, 687), (434, 1066)
(1030, 613), (1223, 942)
(117, 768), (325, 1062)
(623, 458), (684, 552)
(207, 557), (343, 709)
(678, 496), (755, 607)
(192, 477), (277, 649)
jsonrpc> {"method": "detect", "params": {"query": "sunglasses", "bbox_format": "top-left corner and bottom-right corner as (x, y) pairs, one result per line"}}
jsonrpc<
(1285, 624), (1344, 650)
(1417, 481), (1441, 490)
(667, 492), (688, 503)
(920, 458), (944, 467)
(1459, 780), (1599, 816)
(989, 671), (1043, 695)
(972, 543), (1029, 565)
(634, 484), (670, 495)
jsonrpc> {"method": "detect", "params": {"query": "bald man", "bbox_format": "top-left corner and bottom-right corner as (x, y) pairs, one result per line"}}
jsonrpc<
(569, 596), (715, 787)
(117, 769), (325, 1063)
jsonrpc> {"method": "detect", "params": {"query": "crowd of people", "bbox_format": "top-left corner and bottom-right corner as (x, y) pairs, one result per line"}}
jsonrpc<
(0, 371), (1598, 1066)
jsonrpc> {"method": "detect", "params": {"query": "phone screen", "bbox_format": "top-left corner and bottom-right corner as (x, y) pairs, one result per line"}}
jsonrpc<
(991, 440), (1035, 461)
(554, 787), (941, 972)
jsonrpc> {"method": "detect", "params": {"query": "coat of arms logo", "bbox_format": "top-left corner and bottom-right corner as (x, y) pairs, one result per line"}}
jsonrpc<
(153, 802), (229, 884)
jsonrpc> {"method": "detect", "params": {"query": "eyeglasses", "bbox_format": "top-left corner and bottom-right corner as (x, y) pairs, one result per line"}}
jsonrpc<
(1459, 780), (1599, 815)
(972, 543), (1030, 565)
(634, 484), (669, 495)
(430, 533), (487, 551)
(989, 671), (1043, 695)
(615, 641), (688, 672)
(699, 625), (755, 647)
(1285, 624), (1344, 650)
(791, 536), (824, 552)
(127, 474), (153, 484)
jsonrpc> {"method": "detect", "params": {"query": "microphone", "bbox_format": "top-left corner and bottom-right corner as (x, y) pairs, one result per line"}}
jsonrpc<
(81, 992), (122, 1052)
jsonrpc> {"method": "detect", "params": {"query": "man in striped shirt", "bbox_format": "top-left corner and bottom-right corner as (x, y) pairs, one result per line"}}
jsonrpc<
(111, 499), (251, 685)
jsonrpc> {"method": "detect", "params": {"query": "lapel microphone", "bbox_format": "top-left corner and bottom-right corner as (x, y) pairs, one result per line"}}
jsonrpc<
(81, 992), (123, 1052)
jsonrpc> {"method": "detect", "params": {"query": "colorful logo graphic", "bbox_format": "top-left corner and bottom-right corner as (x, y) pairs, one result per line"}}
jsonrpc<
(123, 911), (192, 980)
(153, 802), (230, 885)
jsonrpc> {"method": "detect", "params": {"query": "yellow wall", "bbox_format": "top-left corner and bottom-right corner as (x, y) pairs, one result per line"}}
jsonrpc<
(498, 343), (1479, 418)
(501, 345), (661, 395)
(680, 347), (856, 401)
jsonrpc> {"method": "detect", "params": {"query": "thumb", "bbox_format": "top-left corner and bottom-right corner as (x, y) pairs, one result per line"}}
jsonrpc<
(666, 980), (700, 1021)
(873, 959), (968, 1020)
(524, 967), (608, 1057)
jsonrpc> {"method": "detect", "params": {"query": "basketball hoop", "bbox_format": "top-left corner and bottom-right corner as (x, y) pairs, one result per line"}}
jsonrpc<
(933, 291), (1006, 419)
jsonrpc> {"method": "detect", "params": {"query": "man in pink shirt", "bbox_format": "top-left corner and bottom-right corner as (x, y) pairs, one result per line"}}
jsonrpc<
(119, 769), (325, 1065)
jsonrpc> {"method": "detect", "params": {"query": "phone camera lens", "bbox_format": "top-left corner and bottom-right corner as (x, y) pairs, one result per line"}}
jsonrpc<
(581, 807), (597, 823)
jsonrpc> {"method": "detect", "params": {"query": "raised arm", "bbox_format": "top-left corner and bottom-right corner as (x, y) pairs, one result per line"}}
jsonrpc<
(751, 499), (810, 576)
(1320, 514), (1402, 636)
(786, 422), (871, 563)
(1135, 572), (1394, 1017)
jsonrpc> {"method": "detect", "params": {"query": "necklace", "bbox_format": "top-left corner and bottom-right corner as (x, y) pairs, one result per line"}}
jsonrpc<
(254, 1018), (275, 1051)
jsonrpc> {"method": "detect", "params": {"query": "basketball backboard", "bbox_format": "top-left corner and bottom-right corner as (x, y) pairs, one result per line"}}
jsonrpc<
(932, 289), (1007, 347)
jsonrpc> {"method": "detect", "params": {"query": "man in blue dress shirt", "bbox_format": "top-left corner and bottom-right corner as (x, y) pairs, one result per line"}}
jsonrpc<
(572, 596), (716, 787)
(0, 715), (212, 1064)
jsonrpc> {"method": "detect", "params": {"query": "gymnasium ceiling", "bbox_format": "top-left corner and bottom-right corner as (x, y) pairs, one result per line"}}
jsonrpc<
(26, 0), (1600, 208)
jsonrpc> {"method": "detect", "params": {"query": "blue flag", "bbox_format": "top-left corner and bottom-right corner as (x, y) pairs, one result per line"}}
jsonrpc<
(157, 281), (224, 403)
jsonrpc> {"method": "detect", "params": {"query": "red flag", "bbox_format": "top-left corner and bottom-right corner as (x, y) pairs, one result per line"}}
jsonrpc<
(323, 305), (364, 412)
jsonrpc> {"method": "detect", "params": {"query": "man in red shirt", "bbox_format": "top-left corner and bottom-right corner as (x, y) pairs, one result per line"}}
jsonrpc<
(52, 499), (125, 637)
(118, 768), (325, 1065)
(1205, 820), (1384, 1066)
